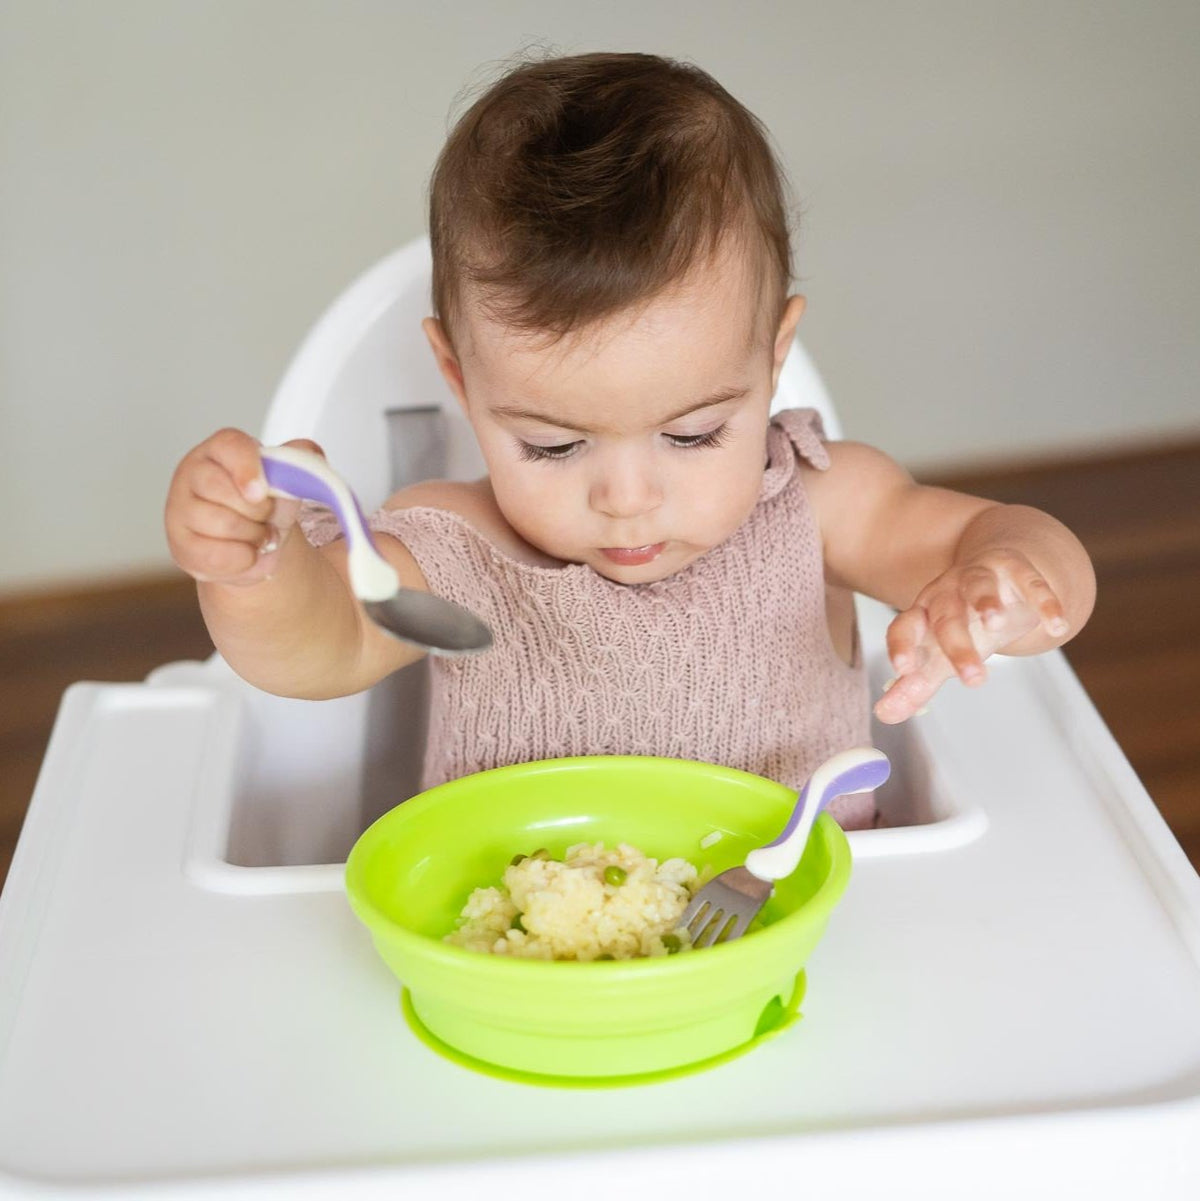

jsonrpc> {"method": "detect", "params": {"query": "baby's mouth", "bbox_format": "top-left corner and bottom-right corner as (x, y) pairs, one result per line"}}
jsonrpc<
(598, 543), (666, 567)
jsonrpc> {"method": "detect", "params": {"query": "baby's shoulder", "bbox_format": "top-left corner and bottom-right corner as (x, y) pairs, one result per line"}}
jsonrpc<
(799, 439), (910, 497)
(382, 477), (490, 519)
(380, 478), (557, 567)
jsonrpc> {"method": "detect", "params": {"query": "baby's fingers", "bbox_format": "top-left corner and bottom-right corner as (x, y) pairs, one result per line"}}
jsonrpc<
(1011, 564), (1070, 638)
(184, 496), (274, 547)
(171, 524), (271, 584)
(885, 606), (928, 675)
(959, 564), (1007, 634)
(923, 588), (987, 686)
(873, 656), (954, 724)
(202, 428), (272, 508)
(184, 456), (269, 522)
(178, 493), (282, 581)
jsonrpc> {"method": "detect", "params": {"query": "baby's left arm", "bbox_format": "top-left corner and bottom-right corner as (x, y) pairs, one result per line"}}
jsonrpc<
(806, 441), (1097, 724)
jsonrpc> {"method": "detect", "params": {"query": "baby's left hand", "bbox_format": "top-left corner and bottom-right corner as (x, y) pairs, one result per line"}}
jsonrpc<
(873, 549), (1071, 724)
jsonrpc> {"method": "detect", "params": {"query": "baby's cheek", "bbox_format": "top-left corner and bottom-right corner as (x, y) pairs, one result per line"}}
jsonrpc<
(501, 490), (579, 553)
(686, 478), (758, 546)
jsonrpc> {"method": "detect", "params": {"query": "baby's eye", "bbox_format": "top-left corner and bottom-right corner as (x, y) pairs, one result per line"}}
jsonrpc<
(664, 424), (730, 451)
(518, 439), (582, 462)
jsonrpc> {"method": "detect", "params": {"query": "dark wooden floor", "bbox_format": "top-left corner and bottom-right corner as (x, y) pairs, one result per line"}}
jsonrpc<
(1, 439), (1198, 893)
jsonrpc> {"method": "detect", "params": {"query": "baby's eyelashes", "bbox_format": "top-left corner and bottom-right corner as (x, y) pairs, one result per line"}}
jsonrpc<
(518, 439), (582, 462)
(663, 423), (731, 451)
(515, 424), (733, 462)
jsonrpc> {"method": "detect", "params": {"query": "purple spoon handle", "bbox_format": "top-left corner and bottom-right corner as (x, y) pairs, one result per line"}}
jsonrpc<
(259, 445), (493, 656)
(744, 746), (891, 881)
(260, 446), (399, 601)
(261, 448), (382, 572)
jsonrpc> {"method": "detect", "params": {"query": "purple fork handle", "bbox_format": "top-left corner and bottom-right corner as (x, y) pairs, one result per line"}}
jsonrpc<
(763, 748), (891, 849)
(744, 746), (891, 881)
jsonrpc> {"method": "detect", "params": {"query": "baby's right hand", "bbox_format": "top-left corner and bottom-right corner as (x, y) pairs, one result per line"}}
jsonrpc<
(165, 428), (322, 587)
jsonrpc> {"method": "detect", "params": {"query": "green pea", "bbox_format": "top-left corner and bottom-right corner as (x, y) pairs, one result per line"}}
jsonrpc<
(604, 865), (627, 886)
(662, 933), (683, 954)
(511, 914), (525, 932)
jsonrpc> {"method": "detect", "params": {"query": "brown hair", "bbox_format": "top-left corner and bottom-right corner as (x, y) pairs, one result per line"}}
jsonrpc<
(428, 51), (794, 349)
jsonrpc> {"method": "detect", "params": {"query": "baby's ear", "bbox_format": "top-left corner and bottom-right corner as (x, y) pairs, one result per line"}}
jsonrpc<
(771, 295), (807, 389)
(422, 317), (468, 407)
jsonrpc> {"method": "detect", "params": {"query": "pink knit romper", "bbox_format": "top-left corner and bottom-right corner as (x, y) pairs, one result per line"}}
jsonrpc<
(305, 407), (874, 829)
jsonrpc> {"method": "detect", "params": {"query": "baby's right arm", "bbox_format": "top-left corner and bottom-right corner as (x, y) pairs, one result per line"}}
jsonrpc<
(164, 428), (427, 698)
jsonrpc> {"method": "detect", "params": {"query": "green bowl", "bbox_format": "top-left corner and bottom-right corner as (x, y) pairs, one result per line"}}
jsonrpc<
(344, 756), (851, 1085)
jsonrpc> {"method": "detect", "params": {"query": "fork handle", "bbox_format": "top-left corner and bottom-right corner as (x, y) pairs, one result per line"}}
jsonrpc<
(744, 747), (891, 881)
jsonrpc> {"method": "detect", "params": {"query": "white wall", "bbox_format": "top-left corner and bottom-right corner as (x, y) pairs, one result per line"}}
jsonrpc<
(2, 1), (1197, 592)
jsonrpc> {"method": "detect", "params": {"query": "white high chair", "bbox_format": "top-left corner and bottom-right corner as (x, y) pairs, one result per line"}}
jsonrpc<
(2, 238), (1198, 1200)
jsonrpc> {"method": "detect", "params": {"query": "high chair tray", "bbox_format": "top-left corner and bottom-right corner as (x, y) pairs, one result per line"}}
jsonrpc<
(1, 609), (1199, 1198)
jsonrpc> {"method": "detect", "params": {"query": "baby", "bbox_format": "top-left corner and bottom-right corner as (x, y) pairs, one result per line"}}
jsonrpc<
(165, 52), (1095, 829)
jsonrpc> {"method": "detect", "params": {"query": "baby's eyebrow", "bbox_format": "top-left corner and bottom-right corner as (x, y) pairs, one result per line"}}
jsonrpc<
(491, 386), (751, 434)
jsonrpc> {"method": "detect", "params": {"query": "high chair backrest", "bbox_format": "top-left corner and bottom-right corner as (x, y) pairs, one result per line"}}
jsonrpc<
(262, 237), (843, 511)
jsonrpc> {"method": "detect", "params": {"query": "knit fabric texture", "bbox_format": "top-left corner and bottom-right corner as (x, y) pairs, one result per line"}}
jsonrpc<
(302, 407), (874, 828)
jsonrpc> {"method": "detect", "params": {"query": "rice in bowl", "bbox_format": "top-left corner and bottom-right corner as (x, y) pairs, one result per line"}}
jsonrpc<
(444, 842), (699, 960)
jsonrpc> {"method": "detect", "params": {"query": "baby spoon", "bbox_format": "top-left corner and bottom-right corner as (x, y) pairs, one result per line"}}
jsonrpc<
(681, 746), (891, 947)
(259, 445), (493, 656)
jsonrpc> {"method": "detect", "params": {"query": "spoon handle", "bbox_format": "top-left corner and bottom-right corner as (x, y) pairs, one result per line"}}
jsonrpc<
(259, 445), (399, 602)
(743, 747), (891, 882)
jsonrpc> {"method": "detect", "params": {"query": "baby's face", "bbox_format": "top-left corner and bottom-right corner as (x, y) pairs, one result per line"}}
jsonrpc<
(427, 246), (804, 584)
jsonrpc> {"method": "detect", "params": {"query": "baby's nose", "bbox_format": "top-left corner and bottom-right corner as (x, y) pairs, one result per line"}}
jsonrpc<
(588, 457), (664, 519)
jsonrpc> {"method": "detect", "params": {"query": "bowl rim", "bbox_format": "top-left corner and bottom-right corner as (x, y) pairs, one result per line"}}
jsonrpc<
(343, 754), (852, 977)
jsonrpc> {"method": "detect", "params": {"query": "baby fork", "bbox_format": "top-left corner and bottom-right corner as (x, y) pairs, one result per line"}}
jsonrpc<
(681, 747), (891, 948)
(259, 445), (493, 656)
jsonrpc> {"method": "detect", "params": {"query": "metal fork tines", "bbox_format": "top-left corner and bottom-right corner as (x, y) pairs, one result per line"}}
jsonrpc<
(680, 866), (773, 949)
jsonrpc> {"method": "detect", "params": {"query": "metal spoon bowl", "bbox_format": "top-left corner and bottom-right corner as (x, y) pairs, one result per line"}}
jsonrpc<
(361, 595), (492, 657)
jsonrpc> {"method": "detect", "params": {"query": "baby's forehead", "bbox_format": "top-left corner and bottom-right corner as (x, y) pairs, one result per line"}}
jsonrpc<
(461, 301), (763, 390)
(456, 247), (774, 371)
